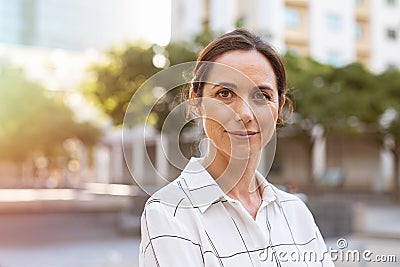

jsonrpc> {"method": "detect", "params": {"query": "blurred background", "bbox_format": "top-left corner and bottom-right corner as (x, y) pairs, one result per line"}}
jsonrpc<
(1, 0), (400, 266)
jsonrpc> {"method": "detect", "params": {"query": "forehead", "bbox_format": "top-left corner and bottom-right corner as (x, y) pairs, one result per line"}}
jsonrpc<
(206, 50), (277, 88)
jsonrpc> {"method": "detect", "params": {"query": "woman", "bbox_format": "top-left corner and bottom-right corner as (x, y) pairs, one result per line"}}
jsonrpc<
(140, 29), (334, 267)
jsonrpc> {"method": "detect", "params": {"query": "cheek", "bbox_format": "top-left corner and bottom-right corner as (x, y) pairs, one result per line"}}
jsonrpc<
(254, 104), (278, 123)
(201, 99), (231, 116)
(202, 118), (227, 138)
(203, 121), (215, 141)
(200, 100), (233, 129)
(254, 104), (279, 139)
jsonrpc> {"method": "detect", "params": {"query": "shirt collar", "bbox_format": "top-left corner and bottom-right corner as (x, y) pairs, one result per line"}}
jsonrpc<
(179, 157), (281, 213)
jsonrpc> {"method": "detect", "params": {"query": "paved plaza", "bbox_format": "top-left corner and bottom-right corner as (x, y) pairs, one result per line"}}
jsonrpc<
(0, 189), (398, 267)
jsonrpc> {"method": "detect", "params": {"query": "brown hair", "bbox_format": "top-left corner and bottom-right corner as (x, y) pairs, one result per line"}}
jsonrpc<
(190, 28), (292, 124)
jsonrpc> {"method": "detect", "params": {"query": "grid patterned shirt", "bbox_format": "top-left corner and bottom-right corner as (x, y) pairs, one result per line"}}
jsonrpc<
(140, 157), (335, 267)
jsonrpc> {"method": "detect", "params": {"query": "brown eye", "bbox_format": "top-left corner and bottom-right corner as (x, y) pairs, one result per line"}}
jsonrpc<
(217, 89), (233, 99)
(253, 91), (271, 101)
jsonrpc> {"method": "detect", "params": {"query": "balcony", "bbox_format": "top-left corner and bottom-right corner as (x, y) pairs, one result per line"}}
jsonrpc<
(285, 0), (309, 8)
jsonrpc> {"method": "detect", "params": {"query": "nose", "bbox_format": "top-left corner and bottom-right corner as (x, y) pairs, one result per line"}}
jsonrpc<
(234, 97), (254, 123)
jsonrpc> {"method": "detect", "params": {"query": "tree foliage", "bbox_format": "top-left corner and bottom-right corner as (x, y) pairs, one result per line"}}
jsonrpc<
(284, 53), (333, 132)
(0, 68), (100, 163)
(284, 54), (400, 195)
(284, 54), (395, 137)
(82, 45), (159, 126)
(82, 42), (197, 129)
(378, 69), (400, 200)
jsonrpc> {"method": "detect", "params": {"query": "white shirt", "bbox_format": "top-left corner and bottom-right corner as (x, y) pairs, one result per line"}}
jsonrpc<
(140, 157), (335, 267)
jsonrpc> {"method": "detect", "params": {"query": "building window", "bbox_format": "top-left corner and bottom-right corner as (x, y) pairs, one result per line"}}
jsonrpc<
(386, 0), (397, 5)
(355, 24), (362, 40)
(285, 8), (300, 28)
(326, 13), (342, 30)
(326, 51), (342, 67)
(387, 29), (397, 40)
(259, 30), (274, 41)
(286, 46), (300, 56)
(386, 63), (398, 70)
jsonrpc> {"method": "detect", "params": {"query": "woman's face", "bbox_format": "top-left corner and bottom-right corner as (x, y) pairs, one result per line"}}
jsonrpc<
(197, 50), (281, 160)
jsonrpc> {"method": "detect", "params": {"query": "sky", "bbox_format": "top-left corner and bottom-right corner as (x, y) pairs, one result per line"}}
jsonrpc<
(0, 0), (172, 49)
(135, 0), (172, 46)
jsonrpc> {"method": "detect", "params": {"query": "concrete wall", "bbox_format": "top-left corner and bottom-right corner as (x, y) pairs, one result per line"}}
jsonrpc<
(370, 0), (400, 72)
(309, 0), (355, 66)
(268, 136), (311, 187)
(326, 133), (381, 190)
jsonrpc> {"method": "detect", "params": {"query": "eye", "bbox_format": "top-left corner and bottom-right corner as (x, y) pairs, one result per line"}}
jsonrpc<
(253, 91), (271, 101)
(216, 88), (233, 99)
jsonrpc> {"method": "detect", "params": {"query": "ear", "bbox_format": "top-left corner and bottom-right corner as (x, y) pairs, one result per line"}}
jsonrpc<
(188, 89), (202, 117)
(279, 95), (286, 113)
(189, 89), (196, 100)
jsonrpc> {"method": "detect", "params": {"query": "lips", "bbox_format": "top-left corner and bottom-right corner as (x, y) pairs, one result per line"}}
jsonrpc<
(225, 130), (260, 140)
(227, 131), (258, 136)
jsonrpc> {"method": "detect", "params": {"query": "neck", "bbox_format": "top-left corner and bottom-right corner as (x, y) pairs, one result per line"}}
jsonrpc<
(202, 147), (261, 199)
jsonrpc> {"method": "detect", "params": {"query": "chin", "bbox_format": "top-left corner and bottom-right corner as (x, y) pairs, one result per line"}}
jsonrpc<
(227, 147), (263, 160)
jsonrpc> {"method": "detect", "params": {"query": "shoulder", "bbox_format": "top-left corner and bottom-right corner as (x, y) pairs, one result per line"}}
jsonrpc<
(270, 184), (315, 221)
(142, 175), (197, 220)
(141, 176), (203, 244)
(266, 184), (322, 241)
(143, 157), (222, 218)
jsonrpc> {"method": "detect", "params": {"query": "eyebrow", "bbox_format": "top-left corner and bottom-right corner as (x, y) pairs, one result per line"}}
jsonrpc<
(211, 82), (275, 92)
(211, 82), (237, 90)
(254, 85), (275, 92)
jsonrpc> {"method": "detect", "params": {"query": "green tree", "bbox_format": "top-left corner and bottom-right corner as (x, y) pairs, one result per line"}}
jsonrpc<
(379, 69), (400, 200)
(323, 63), (385, 133)
(0, 67), (100, 177)
(283, 54), (333, 189)
(386, 116), (400, 201)
(284, 56), (386, 191)
(82, 42), (197, 129)
(82, 45), (158, 126)
(193, 22), (215, 49)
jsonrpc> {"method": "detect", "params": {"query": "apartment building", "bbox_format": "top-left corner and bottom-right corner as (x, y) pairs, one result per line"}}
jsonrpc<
(171, 0), (400, 72)
(369, 0), (400, 72)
